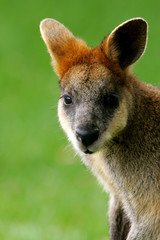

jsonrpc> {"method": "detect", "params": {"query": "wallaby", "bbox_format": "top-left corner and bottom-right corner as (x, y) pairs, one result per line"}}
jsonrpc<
(40, 18), (160, 239)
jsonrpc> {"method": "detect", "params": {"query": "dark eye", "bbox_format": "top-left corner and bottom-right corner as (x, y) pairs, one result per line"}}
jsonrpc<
(64, 95), (72, 105)
(104, 93), (119, 109)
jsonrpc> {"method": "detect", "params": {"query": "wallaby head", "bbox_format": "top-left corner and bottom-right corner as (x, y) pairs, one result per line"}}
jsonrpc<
(40, 18), (147, 155)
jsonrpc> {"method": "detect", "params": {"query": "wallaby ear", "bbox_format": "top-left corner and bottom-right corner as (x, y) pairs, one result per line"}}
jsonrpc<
(102, 18), (148, 69)
(40, 18), (88, 78)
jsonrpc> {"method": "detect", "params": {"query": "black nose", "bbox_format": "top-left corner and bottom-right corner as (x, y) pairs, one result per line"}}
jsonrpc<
(76, 126), (99, 147)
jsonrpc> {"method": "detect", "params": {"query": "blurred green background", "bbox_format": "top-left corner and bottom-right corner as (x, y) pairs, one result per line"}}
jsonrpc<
(1, 0), (160, 239)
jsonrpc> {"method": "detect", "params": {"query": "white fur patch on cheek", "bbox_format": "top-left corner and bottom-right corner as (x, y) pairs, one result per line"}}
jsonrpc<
(107, 100), (128, 138)
(58, 102), (80, 152)
(101, 100), (128, 142)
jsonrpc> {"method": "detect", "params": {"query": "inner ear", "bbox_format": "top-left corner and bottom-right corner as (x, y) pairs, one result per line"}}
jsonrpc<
(103, 18), (148, 69)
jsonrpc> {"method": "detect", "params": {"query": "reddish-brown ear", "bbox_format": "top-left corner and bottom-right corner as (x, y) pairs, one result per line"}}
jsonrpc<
(102, 18), (148, 69)
(40, 18), (89, 78)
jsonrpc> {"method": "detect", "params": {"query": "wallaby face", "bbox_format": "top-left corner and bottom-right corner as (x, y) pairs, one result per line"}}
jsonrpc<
(40, 18), (160, 239)
(58, 63), (131, 155)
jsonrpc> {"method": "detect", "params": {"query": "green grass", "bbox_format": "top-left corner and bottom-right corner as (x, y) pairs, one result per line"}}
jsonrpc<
(1, 0), (160, 239)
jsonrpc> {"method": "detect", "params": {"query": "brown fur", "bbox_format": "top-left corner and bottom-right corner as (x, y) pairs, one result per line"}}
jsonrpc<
(40, 18), (160, 239)
(57, 44), (123, 81)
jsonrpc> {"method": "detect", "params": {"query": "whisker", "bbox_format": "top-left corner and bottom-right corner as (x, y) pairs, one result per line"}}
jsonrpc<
(49, 105), (57, 110)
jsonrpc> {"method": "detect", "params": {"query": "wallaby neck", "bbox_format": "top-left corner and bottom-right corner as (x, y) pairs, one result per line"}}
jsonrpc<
(118, 74), (160, 153)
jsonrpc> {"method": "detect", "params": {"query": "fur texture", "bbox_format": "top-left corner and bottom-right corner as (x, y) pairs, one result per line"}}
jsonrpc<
(40, 18), (160, 239)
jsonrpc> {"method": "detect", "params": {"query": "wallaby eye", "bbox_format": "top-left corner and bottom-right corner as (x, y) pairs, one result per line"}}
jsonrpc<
(104, 93), (119, 109)
(63, 95), (72, 105)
